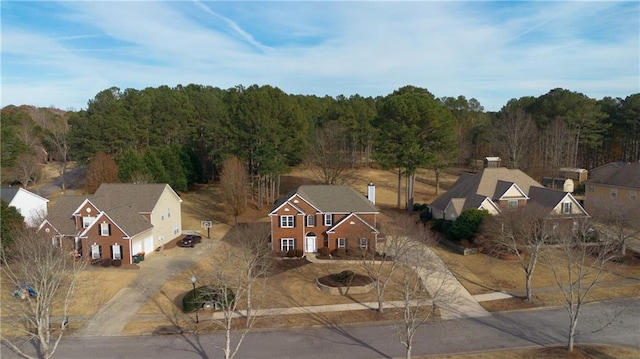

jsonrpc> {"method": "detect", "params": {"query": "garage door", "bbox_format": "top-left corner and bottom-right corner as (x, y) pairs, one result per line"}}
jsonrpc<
(132, 240), (142, 256)
(143, 236), (154, 254)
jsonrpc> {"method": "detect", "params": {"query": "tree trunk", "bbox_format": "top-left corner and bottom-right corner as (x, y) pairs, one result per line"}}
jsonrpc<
(525, 272), (533, 302)
(397, 168), (402, 209)
(568, 314), (578, 352)
(435, 167), (440, 195)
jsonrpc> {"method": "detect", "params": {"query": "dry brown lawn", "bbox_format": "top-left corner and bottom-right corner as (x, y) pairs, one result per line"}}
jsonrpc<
(138, 242), (411, 316)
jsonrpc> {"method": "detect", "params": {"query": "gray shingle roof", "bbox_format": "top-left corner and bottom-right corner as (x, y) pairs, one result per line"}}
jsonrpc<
(587, 162), (640, 189)
(45, 195), (86, 235)
(92, 183), (170, 213)
(0, 188), (19, 203)
(284, 185), (378, 213)
(528, 186), (567, 210)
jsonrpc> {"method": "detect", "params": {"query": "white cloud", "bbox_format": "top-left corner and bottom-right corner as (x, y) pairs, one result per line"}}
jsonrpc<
(1, 1), (638, 111)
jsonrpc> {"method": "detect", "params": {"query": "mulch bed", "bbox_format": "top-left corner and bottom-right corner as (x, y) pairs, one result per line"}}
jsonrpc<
(317, 273), (373, 288)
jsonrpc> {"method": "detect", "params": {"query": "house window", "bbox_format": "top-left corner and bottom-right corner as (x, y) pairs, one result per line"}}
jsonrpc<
(631, 191), (637, 200)
(588, 185), (594, 193)
(91, 244), (101, 259)
(507, 200), (518, 210)
(359, 238), (368, 250)
(100, 222), (110, 236)
(280, 215), (294, 228)
(281, 238), (295, 252)
(167, 208), (171, 218)
(83, 216), (95, 228)
(562, 202), (571, 214)
(337, 238), (346, 248)
(611, 188), (617, 198)
(111, 245), (122, 260)
(306, 215), (316, 227)
(324, 214), (332, 226)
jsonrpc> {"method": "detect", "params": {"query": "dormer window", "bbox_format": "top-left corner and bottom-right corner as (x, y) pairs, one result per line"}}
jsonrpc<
(562, 202), (572, 214)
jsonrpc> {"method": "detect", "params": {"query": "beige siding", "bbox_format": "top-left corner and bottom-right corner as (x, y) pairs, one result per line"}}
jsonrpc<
(150, 185), (182, 251)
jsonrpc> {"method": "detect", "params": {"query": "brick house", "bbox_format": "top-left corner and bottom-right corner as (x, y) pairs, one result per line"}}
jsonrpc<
(269, 185), (380, 254)
(38, 183), (182, 265)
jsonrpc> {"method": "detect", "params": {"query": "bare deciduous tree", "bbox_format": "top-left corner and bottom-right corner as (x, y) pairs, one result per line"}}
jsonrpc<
(1, 229), (86, 359)
(43, 117), (70, 190)
(12, 154), (42, 190)
(494, 107), (536, 170)
(220, 157), (248, 225)
(392, 237), (442, 359)
(481, 204), (552, 302)
(305, 121), (353, 185)
(203, 225), (271, 359)
(546, 219), (617, 352)
(361, 213), (423, 313)
(228, 223), (272, 321)
(589, 198), (640, 256)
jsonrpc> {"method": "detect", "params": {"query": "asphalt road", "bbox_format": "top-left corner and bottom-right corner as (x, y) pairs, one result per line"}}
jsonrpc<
(2, 297), (638, 359)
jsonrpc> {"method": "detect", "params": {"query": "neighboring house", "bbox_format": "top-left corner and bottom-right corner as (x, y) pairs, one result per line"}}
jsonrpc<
(584, 161), (640, 213)
(1, 187), (49, 227)
(38, 183), (182, 265)
(429, 166), (588, 221)
(269, 185), (380, 254)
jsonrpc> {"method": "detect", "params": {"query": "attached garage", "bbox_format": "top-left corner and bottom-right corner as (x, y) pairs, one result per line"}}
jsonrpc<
(132, 238), (143, 256)
(143, 236), (154, 254)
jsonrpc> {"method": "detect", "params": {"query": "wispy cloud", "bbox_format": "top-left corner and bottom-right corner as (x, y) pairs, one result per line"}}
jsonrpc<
(1, 1), (638, 111)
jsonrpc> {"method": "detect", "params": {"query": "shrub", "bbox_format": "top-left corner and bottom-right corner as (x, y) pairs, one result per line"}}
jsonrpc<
(336, 270), (355, 284)
(294, 249), (304, 258)
(318, 247), (330, 256)
(112, 259), (122, 267)
(286, 249), (296, 258)
(101, 258), (112, 267)
(413, 203), (429, 212)
(419, 209), (432, 223)
(335, 248), (347, 257)
(183, 285), (235, 313)
(449, 209), (490, 240)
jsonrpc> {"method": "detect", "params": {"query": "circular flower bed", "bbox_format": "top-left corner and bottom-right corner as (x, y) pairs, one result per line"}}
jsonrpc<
(315, 270), (374, 296)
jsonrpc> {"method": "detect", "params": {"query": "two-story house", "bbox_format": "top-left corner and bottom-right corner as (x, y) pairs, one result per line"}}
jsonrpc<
(584, 161), (640, 214)
(429, 166), (588, 221)
(269, 185), (380, 254)
(38, 183), (182, 265)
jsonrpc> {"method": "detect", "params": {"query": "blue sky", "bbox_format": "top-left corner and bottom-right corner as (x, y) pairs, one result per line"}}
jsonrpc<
(1, 1), (638, 112)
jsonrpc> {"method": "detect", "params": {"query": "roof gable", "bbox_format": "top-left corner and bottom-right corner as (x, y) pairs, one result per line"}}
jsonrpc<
(327, 213), (379, 234)
(269, 193), (318, 215)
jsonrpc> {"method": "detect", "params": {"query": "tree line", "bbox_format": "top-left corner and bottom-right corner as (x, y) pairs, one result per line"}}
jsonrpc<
(2, 84), (638, 202)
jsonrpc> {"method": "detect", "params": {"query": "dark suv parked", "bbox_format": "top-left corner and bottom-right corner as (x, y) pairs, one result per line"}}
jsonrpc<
(177, 234), (202, 248)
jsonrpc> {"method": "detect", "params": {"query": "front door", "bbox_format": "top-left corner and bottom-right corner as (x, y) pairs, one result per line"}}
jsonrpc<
(305, 236), (317, 253)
